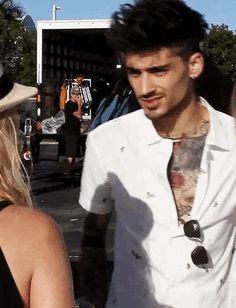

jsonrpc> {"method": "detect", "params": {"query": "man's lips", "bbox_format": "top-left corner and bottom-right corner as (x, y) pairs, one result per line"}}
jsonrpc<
(141, 96), (163, 109)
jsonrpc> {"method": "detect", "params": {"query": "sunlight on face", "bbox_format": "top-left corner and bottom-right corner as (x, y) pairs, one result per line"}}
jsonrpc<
(125, 48), (195, 123)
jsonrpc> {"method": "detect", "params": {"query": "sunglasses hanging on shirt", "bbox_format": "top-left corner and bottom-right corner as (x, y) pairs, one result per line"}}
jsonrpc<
(184, 220), (211, 267)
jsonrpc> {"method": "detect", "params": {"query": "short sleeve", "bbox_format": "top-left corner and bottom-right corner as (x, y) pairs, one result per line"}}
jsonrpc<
(79, 133), (114, 214)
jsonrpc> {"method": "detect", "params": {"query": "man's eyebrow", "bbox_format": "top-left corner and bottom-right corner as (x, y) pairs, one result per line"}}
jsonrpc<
(126, 64), (171, 72)
(147, 64), (170, 72)
(126, 66), (140, 72)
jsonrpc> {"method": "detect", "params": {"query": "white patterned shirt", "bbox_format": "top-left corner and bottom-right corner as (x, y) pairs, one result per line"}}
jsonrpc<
(79, 98), (236, 308)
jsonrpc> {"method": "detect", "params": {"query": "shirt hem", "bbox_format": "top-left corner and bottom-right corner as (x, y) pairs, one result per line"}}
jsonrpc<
(79, 195), (113, 215)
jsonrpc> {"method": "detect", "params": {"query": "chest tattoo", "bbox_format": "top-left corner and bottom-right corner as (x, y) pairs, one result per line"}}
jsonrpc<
(167, 124), (209, 224)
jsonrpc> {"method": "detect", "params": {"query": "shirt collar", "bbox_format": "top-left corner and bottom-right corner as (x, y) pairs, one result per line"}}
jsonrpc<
(137, 97), (235, 150)
(200, 97), (234, 151)
(137, 111), (163, 146)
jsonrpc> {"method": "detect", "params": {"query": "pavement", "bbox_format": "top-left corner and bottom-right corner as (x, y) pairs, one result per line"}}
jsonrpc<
(29, 141), (114, 303)
(30, 142), (83, 260)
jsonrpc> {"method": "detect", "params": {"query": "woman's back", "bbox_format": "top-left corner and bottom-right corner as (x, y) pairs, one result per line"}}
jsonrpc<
(0, 202), (75, 308)
(0, 200), (24, 308)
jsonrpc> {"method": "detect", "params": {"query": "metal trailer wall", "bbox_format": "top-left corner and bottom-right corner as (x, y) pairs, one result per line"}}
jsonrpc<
(36, 19), (118, 120)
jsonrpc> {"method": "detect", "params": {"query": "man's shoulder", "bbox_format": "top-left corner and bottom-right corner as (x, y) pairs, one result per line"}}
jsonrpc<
(207, 102), (236, 149)
(65, 100), (72, 109)
(90, 109), (144, 136)
(65, 100), (76, 107)
(210, 105), (236, 128)
(86, 110), (145, 152)
(202, 98), (235, 127)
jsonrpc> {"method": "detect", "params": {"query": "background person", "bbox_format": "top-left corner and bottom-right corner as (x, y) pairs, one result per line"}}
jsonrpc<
(73, 73), (84, 87)
(78, 0), (236, 307)
(63, 86), (82, 176)
(59, 73), (84, 110)
(0, 63), (75, 308)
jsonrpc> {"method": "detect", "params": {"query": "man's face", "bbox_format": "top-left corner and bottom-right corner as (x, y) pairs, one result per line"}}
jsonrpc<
(125, 48), (198, 123)
(71, 93), (81, 103)
(75, 76), (83, 85)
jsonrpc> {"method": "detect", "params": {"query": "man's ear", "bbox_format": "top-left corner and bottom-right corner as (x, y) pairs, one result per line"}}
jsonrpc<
(188, 52), (204, 79)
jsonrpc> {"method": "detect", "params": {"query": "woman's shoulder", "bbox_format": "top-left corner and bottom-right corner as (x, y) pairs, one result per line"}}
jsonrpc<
(0, 205), (73, 307)
(1, 204), (56, 224)
(0, 205), (62, 245)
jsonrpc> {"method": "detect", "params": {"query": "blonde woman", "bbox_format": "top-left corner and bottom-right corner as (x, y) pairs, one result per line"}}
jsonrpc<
(0, 63), (75, 308)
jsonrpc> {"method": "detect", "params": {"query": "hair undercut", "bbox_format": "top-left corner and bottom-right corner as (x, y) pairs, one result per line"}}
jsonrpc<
(108, 0), (208, 60)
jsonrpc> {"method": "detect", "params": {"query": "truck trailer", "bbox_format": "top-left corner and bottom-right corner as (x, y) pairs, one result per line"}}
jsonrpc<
(36, 19), (119, 122)
(33, 19), (121, 161)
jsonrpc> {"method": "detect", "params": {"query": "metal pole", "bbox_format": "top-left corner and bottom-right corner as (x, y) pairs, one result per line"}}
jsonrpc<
(52, 4), (61, 20)
(52, 4), (56, 20)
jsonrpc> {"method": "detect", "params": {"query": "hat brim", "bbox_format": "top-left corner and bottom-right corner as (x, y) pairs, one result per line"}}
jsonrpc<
(0, 83), (38, 113)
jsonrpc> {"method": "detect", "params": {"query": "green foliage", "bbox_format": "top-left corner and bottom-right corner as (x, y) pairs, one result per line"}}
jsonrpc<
(204, 24), (236, 80)
(0, 0), (23, 19)
(0, 0), (36, 86)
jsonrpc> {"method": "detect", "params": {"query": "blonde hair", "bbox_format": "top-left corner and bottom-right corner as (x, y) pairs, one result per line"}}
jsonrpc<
(0, 108), (32, 207)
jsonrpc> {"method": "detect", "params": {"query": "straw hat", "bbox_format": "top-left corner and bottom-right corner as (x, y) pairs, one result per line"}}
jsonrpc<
(0, 63), (38, 113)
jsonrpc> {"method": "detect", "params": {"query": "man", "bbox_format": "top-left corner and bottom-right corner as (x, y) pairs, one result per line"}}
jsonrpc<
(63, 86), (82, 175)
(79, 0), (236, 307)
(60, 73), (84, 110)
(74, 73), (84, 86)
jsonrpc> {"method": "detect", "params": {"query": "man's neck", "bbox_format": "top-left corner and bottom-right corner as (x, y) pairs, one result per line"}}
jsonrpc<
(153, 99), (209, 139)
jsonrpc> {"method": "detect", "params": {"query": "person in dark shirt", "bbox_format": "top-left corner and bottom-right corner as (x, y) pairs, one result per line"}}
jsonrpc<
(64, 86), (82, 175)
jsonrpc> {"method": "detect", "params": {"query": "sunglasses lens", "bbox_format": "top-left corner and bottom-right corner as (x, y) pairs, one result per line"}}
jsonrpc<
(184, 220), (201, 239)
(191, 246), (209, 266)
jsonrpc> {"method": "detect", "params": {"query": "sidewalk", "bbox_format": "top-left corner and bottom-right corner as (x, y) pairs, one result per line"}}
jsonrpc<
(29, 143), (114, 303)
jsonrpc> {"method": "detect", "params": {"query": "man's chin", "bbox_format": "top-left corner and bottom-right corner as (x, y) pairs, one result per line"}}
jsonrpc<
(143, 109), (163, 121)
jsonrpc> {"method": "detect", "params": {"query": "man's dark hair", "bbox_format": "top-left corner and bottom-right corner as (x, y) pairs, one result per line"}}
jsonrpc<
(108, 0), (208, 59)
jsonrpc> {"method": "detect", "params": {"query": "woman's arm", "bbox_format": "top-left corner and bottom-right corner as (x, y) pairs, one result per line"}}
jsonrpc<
(29, 212), (75, 308)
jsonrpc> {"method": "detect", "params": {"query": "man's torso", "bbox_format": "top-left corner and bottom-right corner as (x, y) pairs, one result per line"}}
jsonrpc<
(80, 100), (236, 307)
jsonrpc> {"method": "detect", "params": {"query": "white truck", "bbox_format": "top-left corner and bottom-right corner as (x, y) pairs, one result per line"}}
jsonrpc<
(36, 19), (118, 121)
(34, 19), (119, 160)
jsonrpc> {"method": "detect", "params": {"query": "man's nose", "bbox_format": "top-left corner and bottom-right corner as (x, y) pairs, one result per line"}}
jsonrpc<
(140, 74), (155, 96)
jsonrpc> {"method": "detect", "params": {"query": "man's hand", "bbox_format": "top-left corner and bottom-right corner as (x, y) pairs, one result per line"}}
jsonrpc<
(73, 111), (81, 119)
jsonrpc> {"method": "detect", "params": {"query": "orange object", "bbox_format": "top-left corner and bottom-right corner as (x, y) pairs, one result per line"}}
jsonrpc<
(59, 84), (68, 110)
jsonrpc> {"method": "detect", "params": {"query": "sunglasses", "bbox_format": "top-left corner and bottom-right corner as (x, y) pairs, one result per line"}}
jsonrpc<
(184, 220), (209, 267)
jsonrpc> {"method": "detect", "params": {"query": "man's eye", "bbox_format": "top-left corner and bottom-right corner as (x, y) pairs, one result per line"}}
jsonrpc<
(127, 70), (140, 77)
(128, 72), (139, 77)
(150, 68), (168, 75)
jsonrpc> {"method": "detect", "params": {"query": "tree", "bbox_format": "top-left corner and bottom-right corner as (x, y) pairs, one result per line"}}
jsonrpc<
(0, 0), (22, 19)
(0, 0), (36, 85)
(195, 24), (236, 113)
(204, 24), (236, 80)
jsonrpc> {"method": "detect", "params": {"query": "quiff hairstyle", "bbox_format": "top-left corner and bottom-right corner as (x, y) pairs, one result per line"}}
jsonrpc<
(108, 0), (208, 60)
